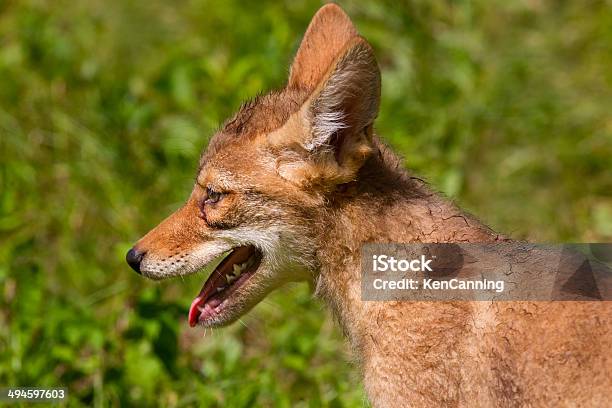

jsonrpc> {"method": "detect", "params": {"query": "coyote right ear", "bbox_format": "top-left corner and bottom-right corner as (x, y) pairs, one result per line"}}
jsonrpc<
(269, 34), (381, 189)
(288, 4), (358, 91)
(268, 4), (380, 189)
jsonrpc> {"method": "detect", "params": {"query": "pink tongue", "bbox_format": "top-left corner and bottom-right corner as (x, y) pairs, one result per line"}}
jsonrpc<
(188, 295), (206, 327)
(188, 292), (223, 327)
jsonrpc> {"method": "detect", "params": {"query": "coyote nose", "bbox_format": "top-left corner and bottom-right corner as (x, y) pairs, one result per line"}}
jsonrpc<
(126, 247), (145, 274)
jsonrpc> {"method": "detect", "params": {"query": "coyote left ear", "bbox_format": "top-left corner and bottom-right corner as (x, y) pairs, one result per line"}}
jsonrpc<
(304, 37), (380, 152)
(271, 37), (381, 188)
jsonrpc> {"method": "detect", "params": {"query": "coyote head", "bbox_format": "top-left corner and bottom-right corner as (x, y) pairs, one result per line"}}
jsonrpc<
(127, 4), (381, 327)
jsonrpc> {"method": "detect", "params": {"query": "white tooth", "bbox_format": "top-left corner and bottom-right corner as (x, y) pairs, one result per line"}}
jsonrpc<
(227, 274), (236, 284)
(216, 287), (224, 293)
(233, 264), (242, 276)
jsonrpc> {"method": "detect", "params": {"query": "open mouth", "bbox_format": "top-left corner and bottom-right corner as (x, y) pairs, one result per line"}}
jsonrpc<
(188, 245), (262, 327)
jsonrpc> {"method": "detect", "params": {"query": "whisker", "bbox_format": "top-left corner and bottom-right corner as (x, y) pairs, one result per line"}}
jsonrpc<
(237, 318), (250, 330)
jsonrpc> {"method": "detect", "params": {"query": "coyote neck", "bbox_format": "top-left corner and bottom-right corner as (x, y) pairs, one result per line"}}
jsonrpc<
(314, 142), (503, 405)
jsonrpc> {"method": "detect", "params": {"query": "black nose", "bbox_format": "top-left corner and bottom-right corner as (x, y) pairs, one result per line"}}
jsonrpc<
(126, 248), (145, 274)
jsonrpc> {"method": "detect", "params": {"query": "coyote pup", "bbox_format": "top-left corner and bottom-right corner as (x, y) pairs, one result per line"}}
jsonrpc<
(128, 5), (610, 406)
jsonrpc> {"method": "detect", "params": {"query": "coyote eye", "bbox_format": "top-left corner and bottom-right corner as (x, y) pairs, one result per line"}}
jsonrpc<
(205, 187), (223, 205)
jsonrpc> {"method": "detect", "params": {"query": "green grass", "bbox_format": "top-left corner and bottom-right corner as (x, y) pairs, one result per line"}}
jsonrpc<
(1, 0), (611, 406)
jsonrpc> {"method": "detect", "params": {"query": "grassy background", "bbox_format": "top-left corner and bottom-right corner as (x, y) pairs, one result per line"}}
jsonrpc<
(1, 0), (611, 406)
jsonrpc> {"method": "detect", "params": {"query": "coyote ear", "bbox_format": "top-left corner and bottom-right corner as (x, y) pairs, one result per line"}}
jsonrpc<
(288, 4), (358, 91)
(305, 37), (380, 151)
(271, 37), (381, 188)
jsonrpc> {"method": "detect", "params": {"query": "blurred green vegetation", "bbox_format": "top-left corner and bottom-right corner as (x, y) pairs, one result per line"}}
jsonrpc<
(1, 0), (611, 406)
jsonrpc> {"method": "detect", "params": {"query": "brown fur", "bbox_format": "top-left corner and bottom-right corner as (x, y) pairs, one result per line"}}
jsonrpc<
(131, 4), (611, 406)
